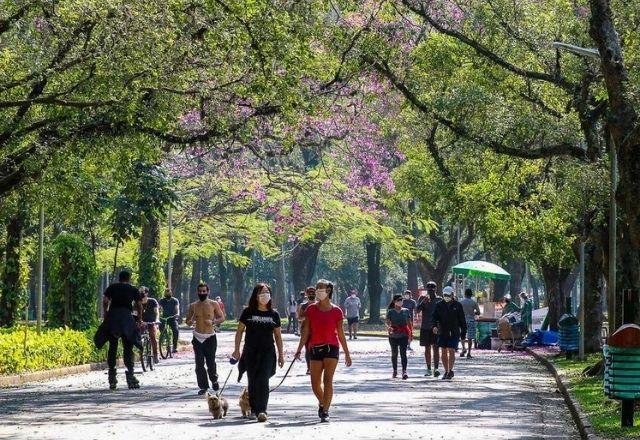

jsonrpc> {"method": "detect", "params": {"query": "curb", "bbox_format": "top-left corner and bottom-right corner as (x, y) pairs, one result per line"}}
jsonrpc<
(0, 342), (191, 388)
(526, 347), (601, 440)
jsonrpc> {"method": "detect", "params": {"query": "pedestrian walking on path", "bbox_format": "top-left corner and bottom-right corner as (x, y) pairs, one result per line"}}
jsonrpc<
(159, 288), (180, 353)
(432, 286), (466, 380)
(186, 283), (226, 395)
(459, 288), (480, 359)
(402, 290), (416, 351)
(416, 281), (441, 377)
(95, 269), (143, 390)
(287, 293), (299, 335)
(233, 283), (285, 423)
(386, 294), (411, 379)
(297, 286), (317, 375)
(140, 286), (160, 363)
(343, 290), (361, 340)
(295, 279), (352, 423)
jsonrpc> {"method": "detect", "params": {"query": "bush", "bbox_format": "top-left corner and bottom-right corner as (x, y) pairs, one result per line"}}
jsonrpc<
(0, 326), (100, 375)
(47, 233), (98, 330)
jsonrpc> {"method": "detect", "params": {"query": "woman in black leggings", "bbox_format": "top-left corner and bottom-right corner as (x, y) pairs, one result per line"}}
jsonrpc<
(386, 294), (411, 379)
(233, 283), (285, 422)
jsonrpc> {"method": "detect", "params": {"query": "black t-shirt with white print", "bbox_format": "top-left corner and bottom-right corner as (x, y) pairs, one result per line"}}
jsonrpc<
(239, 308), (281, 348)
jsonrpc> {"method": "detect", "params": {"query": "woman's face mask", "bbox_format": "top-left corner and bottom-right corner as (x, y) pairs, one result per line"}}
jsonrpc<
(394, 300), (403, 308)
(316, 289), (328, 301)
(259, 293), (271, 305)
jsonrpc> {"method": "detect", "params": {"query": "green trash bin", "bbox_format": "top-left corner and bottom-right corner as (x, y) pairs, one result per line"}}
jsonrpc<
(604, 345), (640, 400)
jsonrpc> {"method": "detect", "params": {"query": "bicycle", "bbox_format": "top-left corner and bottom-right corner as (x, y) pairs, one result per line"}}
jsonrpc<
(139, 322), (156, 372)
(159, 315), (178, 359)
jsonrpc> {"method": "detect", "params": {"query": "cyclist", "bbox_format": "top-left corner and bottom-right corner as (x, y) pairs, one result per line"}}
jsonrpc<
(159, 288), (180, 353)
(140, 286), (160, 363)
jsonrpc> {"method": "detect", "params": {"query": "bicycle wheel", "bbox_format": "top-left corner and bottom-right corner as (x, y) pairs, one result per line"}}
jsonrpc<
(159, 329), (169, 359)
(140, 347), (147, 372)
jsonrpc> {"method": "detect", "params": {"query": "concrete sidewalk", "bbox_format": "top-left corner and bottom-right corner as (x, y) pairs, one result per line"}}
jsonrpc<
(0, 334), (578, 440)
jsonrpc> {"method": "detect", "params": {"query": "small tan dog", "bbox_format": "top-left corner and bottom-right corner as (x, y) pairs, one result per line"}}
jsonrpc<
(206, 391), (229, 419)
(239, 388), (251, 418)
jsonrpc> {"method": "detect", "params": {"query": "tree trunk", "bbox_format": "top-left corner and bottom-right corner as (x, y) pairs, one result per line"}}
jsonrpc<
(0, 202), (27, 327)
(290, 238), (324, 293)
(506, 259), (525, 300)
(583, 238), (605, 352)
(531, 275), (540, 309)
(200, 256), (210, 287)
(170, 250), (184, 298)
(366, 240), (383, 323)
(231, 263), (247, 318)
(138, 213), (164, 298)
(218, 253), (229, 306)
(189, 258), (202, 305)
(541, 264), (578, 331)
(274, 255), (286, 311)
(589, 0), (640, 325)
(407, 259), (418, 294)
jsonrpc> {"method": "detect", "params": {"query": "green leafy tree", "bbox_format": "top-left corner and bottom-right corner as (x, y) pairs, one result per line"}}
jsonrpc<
(47, 233), (98, 330)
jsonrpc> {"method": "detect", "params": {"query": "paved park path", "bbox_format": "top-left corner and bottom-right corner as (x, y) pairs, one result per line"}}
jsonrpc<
(0, 333), (578, 440)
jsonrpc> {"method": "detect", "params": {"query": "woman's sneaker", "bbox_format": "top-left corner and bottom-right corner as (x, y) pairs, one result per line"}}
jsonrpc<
(392, 370), (397, 378)
(447, 371), (455, 380)
(402, 372), (408, 380)
(433, 369), (441, 378)
(424, 369), (432, 377)
(257, 413), (268, 422)
(320, 412), (330, 423)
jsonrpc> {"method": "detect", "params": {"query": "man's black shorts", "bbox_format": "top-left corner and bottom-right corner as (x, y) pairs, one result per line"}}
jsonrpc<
(309, 344), (340, 361)
(347, 317), (359, 325)
(420, 329), (437, 346)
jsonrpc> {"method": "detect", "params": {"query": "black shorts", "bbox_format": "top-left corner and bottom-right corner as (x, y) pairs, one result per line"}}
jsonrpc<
(347, 317), (359, 325)
(309, 344), (340, 361)
(420, 329), (438, 346)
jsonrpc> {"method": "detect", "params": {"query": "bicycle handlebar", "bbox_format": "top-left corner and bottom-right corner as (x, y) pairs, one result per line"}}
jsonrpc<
(160, 315), (178, 321)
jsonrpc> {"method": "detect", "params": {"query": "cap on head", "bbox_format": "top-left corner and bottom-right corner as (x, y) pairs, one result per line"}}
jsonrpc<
(504, 293), (512, 300)
(426, 281), (437, 289)
(442, 286), (454, 296)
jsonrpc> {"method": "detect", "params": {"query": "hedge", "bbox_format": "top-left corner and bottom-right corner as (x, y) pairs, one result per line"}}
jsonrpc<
(0, 326), (117, 375)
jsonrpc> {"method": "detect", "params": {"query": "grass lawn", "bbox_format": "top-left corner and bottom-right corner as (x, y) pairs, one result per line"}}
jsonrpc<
(551, 353), (640, 439)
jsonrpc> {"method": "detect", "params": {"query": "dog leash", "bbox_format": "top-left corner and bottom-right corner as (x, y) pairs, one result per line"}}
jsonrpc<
(216, 364), (235, 398)
(269, 358), (297, 393)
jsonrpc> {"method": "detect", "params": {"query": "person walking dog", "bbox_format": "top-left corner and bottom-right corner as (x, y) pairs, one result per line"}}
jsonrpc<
(233, 283), (284, 422)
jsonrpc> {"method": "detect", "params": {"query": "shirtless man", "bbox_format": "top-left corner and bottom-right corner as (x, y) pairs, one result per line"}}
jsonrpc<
(186, 283), (226, 395)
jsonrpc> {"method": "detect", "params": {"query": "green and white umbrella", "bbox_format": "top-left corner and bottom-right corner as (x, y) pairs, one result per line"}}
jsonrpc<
(452, 260), (511, 281)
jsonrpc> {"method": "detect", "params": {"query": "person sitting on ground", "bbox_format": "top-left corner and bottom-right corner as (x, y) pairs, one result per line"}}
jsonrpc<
(501, 293), (521, 317)
(459, 288), (480, 359)
(432, 286), (467, 380)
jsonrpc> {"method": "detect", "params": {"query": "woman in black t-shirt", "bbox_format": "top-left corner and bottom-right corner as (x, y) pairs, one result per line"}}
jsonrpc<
(232, 283), (284, 422)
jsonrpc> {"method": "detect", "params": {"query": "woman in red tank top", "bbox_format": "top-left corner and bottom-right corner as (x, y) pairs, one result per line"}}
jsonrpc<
(295, 279), (352, 422)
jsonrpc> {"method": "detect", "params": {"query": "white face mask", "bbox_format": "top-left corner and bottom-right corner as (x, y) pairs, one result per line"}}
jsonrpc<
(443, 296), (452, 303)
(258, 293), (271, 305)
(316, 289), (328, 301)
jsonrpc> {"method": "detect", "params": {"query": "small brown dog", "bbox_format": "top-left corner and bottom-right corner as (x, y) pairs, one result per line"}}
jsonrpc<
(206, 391), (229, 419)
(239, 388), (251, 418)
